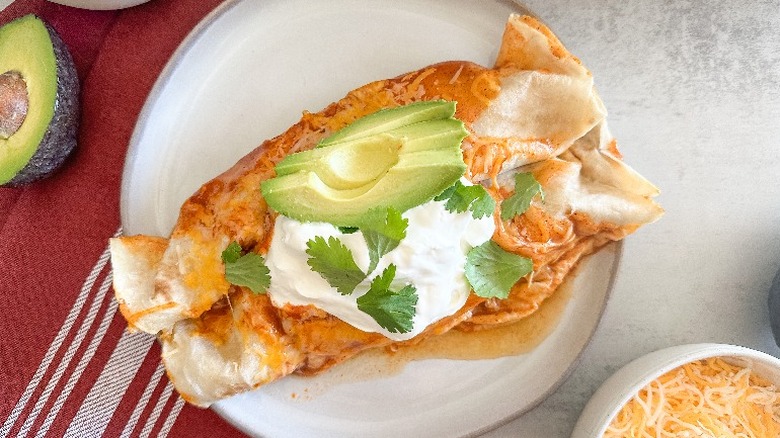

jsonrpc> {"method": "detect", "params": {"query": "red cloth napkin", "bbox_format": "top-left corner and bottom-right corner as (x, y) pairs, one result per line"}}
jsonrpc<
(0, 0), (245, 436)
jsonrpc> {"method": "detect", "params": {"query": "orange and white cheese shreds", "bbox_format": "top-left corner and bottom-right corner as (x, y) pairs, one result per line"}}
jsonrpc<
(604, 358), (780, 438)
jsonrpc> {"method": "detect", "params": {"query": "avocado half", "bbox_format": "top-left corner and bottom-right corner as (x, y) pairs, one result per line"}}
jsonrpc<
(0, 15), (80, 187)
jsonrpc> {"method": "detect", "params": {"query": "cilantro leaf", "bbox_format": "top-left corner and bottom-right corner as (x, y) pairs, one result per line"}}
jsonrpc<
(306, 236), (366, 295)
(338, 226), (359, 234)
(435, 180), (496, 219)
(362, 207), (408, 241)
(357, 264), (418, 334)
(221, 241), (242, 264)
(221, 242), (271, 294)
(434, 184), (457, 202)
(500, 172), (544, 220)
(465, 240), (533, 299)
(470, 189), (497, 219)
(362, 207), (408, 274)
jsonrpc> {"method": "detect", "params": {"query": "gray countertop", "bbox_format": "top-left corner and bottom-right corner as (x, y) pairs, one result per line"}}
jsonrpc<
(487, 0), (780, 436)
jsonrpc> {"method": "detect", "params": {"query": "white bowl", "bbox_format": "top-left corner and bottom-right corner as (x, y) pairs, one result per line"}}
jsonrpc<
(572, 343), (780, 438)
(46, 0), (151, 10)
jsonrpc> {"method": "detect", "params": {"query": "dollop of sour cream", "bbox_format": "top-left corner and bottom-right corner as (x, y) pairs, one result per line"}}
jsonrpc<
(265, 196), (495, 341)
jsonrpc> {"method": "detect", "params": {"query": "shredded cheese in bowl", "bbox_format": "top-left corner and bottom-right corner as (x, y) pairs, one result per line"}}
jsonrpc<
(604, 357), (780, 438)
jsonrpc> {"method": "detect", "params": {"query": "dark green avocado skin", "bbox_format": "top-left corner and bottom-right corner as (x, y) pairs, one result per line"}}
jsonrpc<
(768, 266), (780, 348)
(2, 22), (80, 188)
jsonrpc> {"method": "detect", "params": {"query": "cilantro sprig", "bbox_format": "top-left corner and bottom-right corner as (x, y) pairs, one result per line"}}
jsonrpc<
(500, 172), (544, 220)
(465, 240), (533, 299)
(435, 180), (495, 219)
(356, 264), (418, 334)
(221, 241), (271, 294)
(306, 236), (366, 295)
(305, 210), (417, 333)
(362, 207), (408, 274)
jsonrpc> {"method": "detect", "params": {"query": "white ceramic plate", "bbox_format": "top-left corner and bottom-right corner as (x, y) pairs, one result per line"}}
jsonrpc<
(121, 0), (621, 436)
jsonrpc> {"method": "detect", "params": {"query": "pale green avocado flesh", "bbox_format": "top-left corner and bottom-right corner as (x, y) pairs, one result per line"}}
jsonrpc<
(0, 15), (79, 187)
(261, 101), (469, 227)
(274, 134), (403, 190)
(316, 100), (457, 147)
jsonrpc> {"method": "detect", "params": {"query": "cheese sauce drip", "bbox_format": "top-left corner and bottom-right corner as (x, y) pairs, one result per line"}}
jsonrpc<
(605, 357), (780, 438)
(265, 198), (495, 341)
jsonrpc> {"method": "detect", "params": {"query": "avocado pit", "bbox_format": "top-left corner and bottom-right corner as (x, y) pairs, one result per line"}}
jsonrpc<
(0, 71), (28, 139)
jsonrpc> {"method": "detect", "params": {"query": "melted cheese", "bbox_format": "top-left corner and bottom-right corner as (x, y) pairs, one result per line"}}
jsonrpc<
(605, 358), (780, 437)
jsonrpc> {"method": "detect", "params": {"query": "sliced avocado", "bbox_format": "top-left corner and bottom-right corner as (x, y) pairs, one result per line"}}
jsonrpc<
(0, 15), (80, 187)
(261, 149), (467, 227)
(317, 100), (456, 146)
(261, 102), (469, 227)
(376, 118), (468, 153)
(274, 134), (403, 190)
(274, 119), (467, 181)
